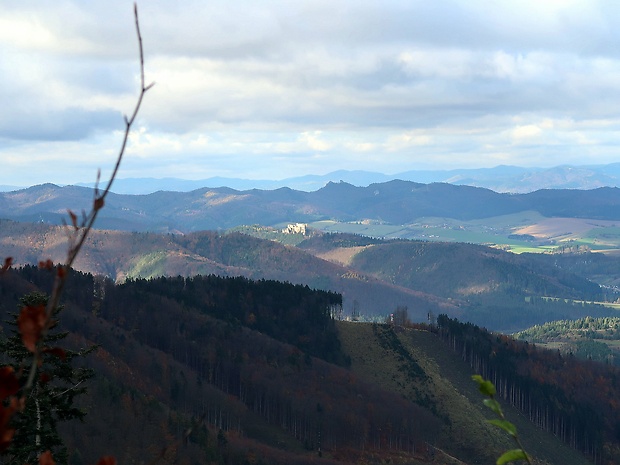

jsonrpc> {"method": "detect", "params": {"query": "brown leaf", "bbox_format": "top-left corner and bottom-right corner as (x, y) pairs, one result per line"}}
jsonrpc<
(39, 450), (55, 465)
(17, 305), (47, 353)
(0, 366), (19, 399)
(38, 259), (54, 271)
(94, 197), (105, 211)
(0, 425), (15, 452)
(94, 456), (117, 465)
(67, 209), (78, 229)
(14, 396), (25, 412)
(0, 401), (17, 452)
(0, 257), (12, 274)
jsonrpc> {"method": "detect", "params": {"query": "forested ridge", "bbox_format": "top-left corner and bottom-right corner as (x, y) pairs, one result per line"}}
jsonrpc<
(5, 181), (620, 231)
(515, 317), (620, 366)
(349, 239), (614, 330)
(436, 315), (620, 464)
(5, 220), (619, 332)
(3, 264), (620, 463)
(1, 266), (443, 464)
(351, 240), (602, 301)
(516, 317), (620, 342)
(0, 223), (461, 324)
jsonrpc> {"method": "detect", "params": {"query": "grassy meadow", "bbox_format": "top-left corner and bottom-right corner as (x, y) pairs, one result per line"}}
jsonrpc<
(309, 211), (620, 254)
(337, 322), (591, 465)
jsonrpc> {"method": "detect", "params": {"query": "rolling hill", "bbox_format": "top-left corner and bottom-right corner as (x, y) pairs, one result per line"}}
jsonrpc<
(0, 267), (605, 465)
(0, 220), (461, 323)
(3, 181), (620, 234)
(514, 316), (620, 366)
(1, 220), (617, 331)
(299, 233), (618, 330)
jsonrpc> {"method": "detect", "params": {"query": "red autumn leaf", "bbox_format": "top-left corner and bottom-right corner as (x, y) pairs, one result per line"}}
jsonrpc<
(57, 266), (66, 279)
(67, 209), (78, 229)
(94, 456), (116, 465)
(17, 305), (47, 353)
(38, 259), (54, 270)
(94, 197), (105, 211)
(0, 366), (19, 399)
(0, 424), (15, 452)
(39, 372), (51, 385)
(39, 450), (55, 465)
(0, 401), (17, 452)
(0, 257), (12, 274)
(14, 396), (25, 412)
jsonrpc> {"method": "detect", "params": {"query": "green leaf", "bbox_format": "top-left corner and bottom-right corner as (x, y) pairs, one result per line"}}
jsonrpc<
(483, 398), (503, 416)
(472, 375), (497, 396)
(496, 448), (528, 464)
(488, 419), (517, 437)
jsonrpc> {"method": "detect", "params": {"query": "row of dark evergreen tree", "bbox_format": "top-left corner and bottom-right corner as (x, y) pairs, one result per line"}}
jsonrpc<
(435, 315), (620, 464)
(1, 266), (442, 463)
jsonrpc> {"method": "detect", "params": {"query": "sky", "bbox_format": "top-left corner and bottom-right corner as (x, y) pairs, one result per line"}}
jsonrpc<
(2, 0), (620, 187)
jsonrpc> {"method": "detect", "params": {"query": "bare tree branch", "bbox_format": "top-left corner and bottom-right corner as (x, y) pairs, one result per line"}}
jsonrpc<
(24, 2), (154, 392)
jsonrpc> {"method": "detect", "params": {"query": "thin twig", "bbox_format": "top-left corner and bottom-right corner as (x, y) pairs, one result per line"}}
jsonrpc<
(51, 379), (86, 398)
(24, 2), (154, 392)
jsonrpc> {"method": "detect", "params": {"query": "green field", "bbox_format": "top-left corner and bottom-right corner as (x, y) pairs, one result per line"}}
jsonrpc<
(541, 296), (620, 311)
(309, 211), (620, 254)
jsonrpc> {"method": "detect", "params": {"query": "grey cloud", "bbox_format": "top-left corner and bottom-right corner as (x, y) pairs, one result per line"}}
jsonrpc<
(0, 108), (120, 141)
(60, 59), (136, 94)
(133, 1), (620, 60)
(4, 0), (620, 184)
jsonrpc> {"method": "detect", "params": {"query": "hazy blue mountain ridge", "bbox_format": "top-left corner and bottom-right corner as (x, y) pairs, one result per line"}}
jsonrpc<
(59, 163), (620, 194)
(3, 164), (619, 194)
(3, 181), (620, 233)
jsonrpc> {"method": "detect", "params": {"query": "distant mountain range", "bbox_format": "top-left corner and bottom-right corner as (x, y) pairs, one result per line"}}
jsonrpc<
(2, 180), (620, 234)
(4, 163), (620, 194)
(67, 163), (620, 193)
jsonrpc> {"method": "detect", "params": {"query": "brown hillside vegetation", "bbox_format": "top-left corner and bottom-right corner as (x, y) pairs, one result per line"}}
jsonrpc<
(0, 220), (461, 322)
(2, 266), (609, 464)
(313, 245), (371, 266)
(4, 219), (619, 332)
(0, 267), (587, 465)
(0, 268), (445, 464)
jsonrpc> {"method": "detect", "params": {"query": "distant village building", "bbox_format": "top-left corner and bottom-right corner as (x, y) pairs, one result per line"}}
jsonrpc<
(282, 223), (308, 235)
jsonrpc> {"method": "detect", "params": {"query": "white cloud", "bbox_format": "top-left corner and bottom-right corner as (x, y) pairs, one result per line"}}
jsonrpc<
(299, 132), (331, 151)
(511, 125), (543, 142)
(3, 0), (620, 186)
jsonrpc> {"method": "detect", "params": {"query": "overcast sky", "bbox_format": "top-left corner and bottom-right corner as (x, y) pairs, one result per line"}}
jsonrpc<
(2, 0), (620, 186)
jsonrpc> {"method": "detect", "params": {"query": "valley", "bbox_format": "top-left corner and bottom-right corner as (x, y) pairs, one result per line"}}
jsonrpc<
(2, 218), (619, 332)
(3, 181), (620, 464)
(5, 2), (620, 464)
(4, 181), (620, 254)
(309, 213), (620, 254)
(0, 267), (608, 465)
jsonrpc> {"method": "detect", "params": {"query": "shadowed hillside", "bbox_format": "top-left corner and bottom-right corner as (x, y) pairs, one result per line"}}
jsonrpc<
(3, 181), (620, 233)
(349, 240), (601, 300)
(2, 220), (617, 330)
(0, 220), (461, 322)
(1, 267), (604, 465)
(306, 234), (616, 331)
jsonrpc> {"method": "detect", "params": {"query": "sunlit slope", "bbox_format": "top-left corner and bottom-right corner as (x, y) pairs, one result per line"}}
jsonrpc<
(338, 322), (592, 465)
